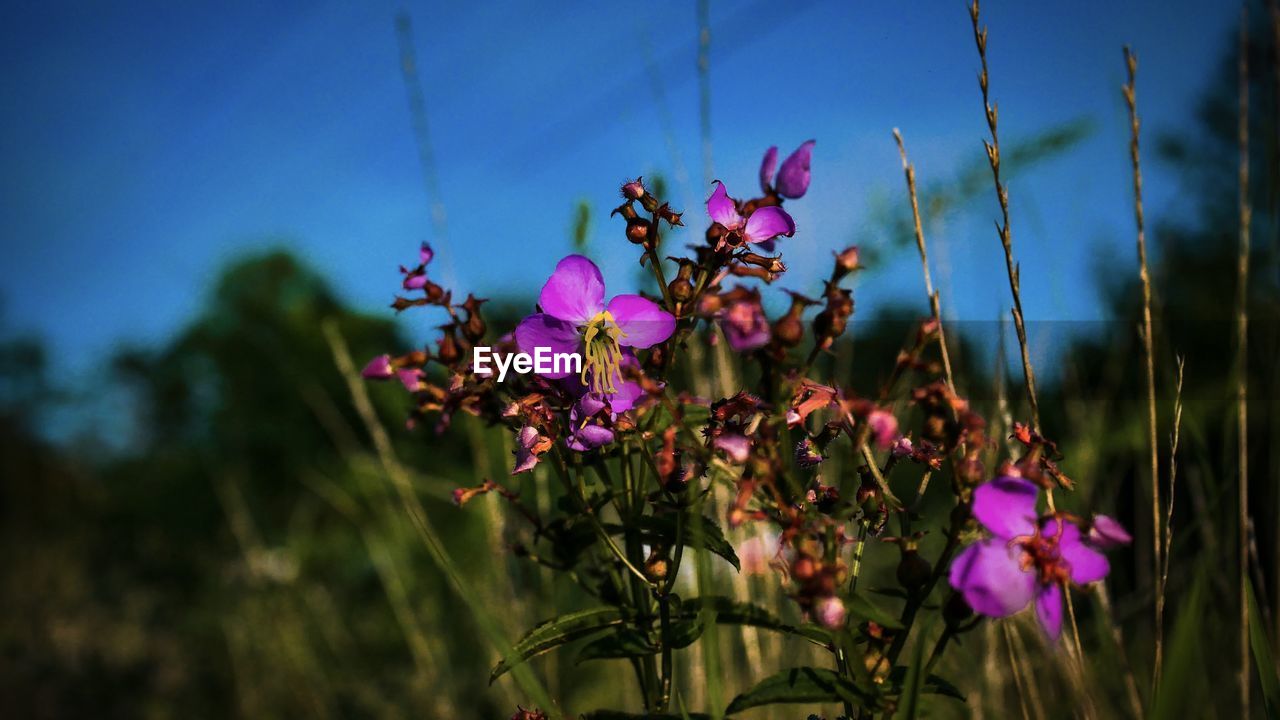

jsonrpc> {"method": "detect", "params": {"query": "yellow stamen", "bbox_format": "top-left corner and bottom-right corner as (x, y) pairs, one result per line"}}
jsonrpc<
(580, 310), (627, 394)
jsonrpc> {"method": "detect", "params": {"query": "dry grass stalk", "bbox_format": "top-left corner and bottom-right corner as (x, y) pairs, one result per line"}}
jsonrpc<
(1159, 357), (1184, 674)
(893, 128), (957, 394)
(967, 0), (1041, 435)
(1234, 5), (1252, 716)
(1121, 45), (1165, 692)
(968, 2), (1091, 697)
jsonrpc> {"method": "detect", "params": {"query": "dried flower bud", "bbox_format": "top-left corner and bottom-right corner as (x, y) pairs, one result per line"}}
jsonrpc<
(835, 245), (861, 274)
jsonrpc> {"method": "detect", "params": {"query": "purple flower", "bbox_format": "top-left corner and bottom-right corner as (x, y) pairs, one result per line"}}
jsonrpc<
(706, 181), (796, 248)
(867, 409), (900, 451)
(361, 354), (394, 379)
(515, 255), (675, 396)
(948, 476), (1114, 640)
(566, 393), (617, 452)
(759, 140), (815, 199)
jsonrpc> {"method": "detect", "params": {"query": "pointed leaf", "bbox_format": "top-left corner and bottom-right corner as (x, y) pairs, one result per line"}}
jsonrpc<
(606, 514), (740, 571)
(725, 666), (876, 714)
(847, 591), (904, 630)
(676, 596), (832, 646)
(490, 606), (627, 682)
(575, 628), (656, 663)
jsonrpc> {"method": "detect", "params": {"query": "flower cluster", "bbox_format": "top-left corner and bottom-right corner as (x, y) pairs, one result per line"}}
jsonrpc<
(362, 138), (1131, 717)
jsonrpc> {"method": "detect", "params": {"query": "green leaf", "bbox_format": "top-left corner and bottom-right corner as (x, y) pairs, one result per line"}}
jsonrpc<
(575, 628), (656, 663)
(887, 667), (965, 702)
(847, 591), (904, 630)
(583, 707), (716, 712)
(1152, 573), (1208, 720)
(1247, 580), (1280, 718)
(606, 514), (740, 571)
(489, 606), (627, 682)
(724, 666), (875, 714)
(676, 596), (832, 646)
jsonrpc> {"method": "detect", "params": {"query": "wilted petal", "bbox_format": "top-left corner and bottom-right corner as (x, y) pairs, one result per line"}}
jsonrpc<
(512, 426), (543, 474)
(948, 538), (1036, 617)
(538, 254), (606, 324)
(419, 242), (434, 265)
(759, 146), (779, 193)
(707, 181), (744, 229)
(972, 476), (1039, 539)
(776, 139), (815, 199)
(1035, 583), (1063, 640)
(743, 206), (796, 245)
(514, 313), (580, 378)
(608, 294), (676, 348)
(1087, 515), (1132, 549)
(361, 354), (394, 379)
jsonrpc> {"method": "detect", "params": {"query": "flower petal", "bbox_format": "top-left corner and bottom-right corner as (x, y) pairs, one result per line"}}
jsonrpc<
(514, 313), (580, 378)
(1061, 534), (1110, 585)
(743, 206), (796, 244)
(759, 146), (779, 193)
(361, 354), (394, 380)
(1035, 583), (1063, 641)
(972, 476), (1039, 539)
(776, 139), (815, 199)
(567, 424), (615, 452)
(419, 242), (434, 266)
(948, 538), (1036, 618)
(607, 294), (676, 348)
(707, 181), (744, 229)
(538, 254), (606, 324)
(1087, 515), (1132, 549)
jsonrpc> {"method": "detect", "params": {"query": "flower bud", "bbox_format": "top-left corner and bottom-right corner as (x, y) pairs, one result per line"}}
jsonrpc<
(835, 245), (861, 274)
(620, 177), (646, 201)
(626, 217), (652, 244)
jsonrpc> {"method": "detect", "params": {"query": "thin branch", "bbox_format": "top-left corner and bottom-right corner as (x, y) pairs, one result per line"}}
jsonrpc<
(1234, 5), (1252, 717)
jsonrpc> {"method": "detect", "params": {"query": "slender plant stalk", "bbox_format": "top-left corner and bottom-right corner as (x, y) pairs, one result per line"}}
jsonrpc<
(1161, 357), (1184, 630)
(1121, 45), (1165, 692)
(893, 128), (957, 395)
(968, 3), (1091, 697)
(968, 0), (1041, 436)
(1234, 6), (1252, 717)
(696, 0), (713, 188)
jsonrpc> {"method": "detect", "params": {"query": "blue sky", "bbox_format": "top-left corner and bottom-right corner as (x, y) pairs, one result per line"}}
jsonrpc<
(1, 0), (1237, 379)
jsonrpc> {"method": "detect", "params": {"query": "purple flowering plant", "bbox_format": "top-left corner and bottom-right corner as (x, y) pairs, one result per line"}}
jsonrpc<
(362, 128), (1132, 718)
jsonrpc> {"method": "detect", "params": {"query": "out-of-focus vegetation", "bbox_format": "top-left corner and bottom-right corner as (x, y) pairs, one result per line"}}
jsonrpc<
(1, 13), (1278, 720)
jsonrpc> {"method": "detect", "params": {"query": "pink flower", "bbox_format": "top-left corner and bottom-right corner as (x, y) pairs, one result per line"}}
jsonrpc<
(514, 255), (675, 395)
(706, 181), (796, 248)
(720, 292), (771, 352)
(815, 596), (846, 629)
(948, 477), (1117, 640)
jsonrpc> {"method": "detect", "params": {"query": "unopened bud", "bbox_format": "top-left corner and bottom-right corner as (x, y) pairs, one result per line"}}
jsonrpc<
(626, 217), (652, 244)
